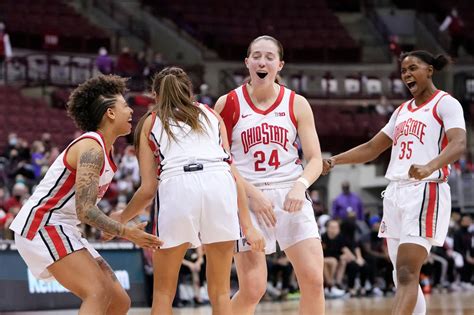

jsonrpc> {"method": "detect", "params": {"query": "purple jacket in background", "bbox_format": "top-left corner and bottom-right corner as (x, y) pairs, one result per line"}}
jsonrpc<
(331, 192), (364, 220)
(96, 55), (114, 74)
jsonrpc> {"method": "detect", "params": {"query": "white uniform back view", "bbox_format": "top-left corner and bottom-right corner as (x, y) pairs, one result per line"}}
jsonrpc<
(147, 103), (240, 248)
(149, 103), (230, 178)
(10, 132), (117, 279)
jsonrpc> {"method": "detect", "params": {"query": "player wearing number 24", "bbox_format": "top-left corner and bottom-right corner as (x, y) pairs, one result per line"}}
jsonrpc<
(215, 35), (325, 314)
(322, 50), (466, 315)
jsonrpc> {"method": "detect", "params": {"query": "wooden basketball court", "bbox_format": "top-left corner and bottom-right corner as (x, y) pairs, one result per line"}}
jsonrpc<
(7, 291), (474, 315)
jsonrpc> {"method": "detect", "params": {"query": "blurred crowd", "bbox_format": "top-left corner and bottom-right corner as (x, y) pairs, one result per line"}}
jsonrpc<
(0, 132), (472, 306)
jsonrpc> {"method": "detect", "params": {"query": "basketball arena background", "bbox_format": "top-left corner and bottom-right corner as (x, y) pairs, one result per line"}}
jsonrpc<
(0, 0), (473, 313)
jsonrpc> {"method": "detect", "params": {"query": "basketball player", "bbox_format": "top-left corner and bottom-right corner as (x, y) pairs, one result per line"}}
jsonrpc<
(109, 67), (265, 315)
(323, 50), (466, 315)
(215, 35), (325, 315)
(9, 75), (163, 315)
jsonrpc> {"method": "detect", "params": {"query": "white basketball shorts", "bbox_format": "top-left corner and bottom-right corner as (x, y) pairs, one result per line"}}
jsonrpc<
(235, 184), (320, 254)
(156, 168), (240, 249)
(15, 224), (100, 280)
(379, 180), (451, 248)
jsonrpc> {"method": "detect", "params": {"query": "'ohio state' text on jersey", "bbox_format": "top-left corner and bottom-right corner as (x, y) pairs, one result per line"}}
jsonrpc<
(227, 84), (303, 186)
(382, 90), (465, 181)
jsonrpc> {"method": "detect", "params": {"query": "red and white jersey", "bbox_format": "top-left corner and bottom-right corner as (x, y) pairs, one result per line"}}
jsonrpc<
(221, 84), (303, 186)
(382, 90), (465, 181)
(147, 103), (231, 178)
(10, 132), (117, 239)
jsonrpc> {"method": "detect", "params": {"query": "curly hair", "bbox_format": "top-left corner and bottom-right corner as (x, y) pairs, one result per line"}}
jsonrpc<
(66, 75), (128, 131)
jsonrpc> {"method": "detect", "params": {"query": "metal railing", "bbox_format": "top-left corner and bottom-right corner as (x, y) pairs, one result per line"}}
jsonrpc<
(4, 53), (96, 87)
(449, 171), (474, 213)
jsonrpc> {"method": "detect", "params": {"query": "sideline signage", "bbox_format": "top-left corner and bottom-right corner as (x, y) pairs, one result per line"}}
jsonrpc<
(0, 241), (147, 311)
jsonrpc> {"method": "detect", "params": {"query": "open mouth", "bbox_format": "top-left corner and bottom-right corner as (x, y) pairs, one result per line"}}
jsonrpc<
(256, 72), (268, 79)
(406, 81), (416, 89)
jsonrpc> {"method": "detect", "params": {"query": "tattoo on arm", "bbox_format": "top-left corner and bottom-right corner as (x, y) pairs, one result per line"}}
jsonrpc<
(76, 147), (124, 236)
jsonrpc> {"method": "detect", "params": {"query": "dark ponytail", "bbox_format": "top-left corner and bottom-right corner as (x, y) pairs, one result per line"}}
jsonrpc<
(400, 50), (452, 71)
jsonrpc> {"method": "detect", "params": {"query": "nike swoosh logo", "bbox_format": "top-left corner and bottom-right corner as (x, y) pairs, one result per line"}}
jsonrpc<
(241, 114), (252, 118)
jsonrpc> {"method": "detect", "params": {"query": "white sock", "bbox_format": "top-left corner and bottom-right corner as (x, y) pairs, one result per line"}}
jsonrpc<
(412, 285), (426, 315)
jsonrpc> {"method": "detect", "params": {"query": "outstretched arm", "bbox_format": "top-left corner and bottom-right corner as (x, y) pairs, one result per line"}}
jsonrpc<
(283, 95), (322, 212)
(72, 139), (161, 249)
(119, 116), (159, 223)
(323, 131), (393, 175)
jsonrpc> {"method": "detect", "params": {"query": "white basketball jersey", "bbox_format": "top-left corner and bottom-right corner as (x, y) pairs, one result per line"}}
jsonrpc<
(223, 84), (303, 186)
(382, 90), (465, 181)
(10, 132), (117, 239)
(148, 103), (231, 177)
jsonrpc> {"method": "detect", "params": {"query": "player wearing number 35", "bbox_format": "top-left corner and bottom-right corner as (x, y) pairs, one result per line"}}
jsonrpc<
(322, 50), (466, 315)
(215, 35), (325, 315)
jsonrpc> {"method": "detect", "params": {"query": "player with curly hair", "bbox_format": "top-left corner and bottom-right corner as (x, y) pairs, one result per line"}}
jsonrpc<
(10, 75), (162, 315)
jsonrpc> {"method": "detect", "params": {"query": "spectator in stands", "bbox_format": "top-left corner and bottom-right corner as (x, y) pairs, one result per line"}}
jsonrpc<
(323, 50), (466, 314)
(30, 141), (47, 180)
(0, 22), (12, 81)
(374, 95), (395, 118)
(439, 8), (465, 58)
(310, 189), (326, 218)
(178, 247), (207, 306)
(421, 250), (450, 292)
(40, 132), (53, 153)
(0, 186), (6, 210)
(453, 214), (474, 288)
(360, 216), (393, 295)
(321, 220), (348, 298)
(453, 153), (473, 174)
(135, 51), (149, 77)
(195, 83), (215, 107)
(148, 52), (166, 78)
(4, 132), (19, 158)
(389, 35), (402, 63)
(331, 181), (364, 221)
(118, 145), (140, 188)
(95, 47), (114, 75)
(7, 139), (35, 182)
(2, 182), (28, 240)
(116, 46), (139, 77)
(267, 252), (295, 301)
(0, 192), (11, 238)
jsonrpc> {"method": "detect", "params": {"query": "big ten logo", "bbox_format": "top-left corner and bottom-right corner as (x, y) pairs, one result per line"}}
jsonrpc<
(274, 112), (286, 117)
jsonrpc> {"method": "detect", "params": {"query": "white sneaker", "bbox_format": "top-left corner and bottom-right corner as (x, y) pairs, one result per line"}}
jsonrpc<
(330, 286), (347, 298)
(371, 287), (384, 296)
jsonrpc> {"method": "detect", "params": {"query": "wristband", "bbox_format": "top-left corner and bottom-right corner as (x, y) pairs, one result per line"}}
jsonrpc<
(296, 177), (310, 189)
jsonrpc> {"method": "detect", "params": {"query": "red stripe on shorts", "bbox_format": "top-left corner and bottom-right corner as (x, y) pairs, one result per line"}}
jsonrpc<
(425, 183), (437, 238)
(45, 225), (68, 259)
